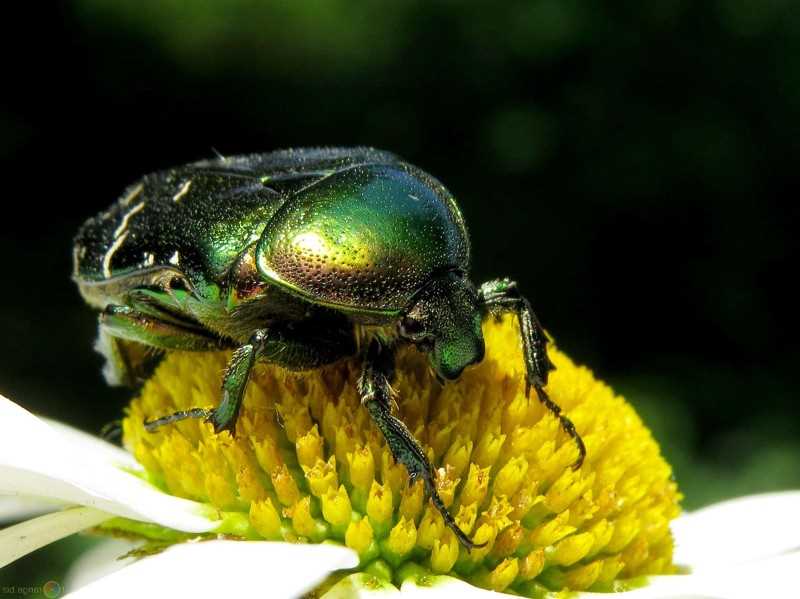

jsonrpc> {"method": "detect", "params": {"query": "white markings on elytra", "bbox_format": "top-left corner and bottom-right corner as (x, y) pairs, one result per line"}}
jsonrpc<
(169, 250), (180, 266)
(143, 252), (155, 267)
(72, 245), (87, 274)
(120, 183), (143, 207)
(172, 179), (192, 203)
(102, 232), (129, 278)
(103, 197), (147, 278)
(72, 246), (81, 274)
(112, 202), (146, 239)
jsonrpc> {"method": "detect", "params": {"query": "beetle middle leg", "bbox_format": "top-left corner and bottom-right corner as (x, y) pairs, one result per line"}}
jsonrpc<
(359, 336), (485, 551)
(142, 328), (269, 433)
(144, 320), (357, 435)
(478, 278), (586, 470)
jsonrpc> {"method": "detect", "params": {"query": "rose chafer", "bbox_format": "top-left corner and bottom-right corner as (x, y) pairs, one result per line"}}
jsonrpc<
(73, 147), (585, 549)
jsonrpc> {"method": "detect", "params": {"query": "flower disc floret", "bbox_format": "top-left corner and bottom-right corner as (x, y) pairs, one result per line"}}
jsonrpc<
(121, 316), (680, 594)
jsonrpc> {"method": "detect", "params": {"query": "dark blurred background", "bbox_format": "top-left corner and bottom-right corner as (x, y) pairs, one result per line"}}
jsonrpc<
(2, 0), (799, 591)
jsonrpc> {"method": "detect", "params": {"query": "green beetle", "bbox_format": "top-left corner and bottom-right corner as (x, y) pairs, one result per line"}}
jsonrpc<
(73, 147), (584, 549)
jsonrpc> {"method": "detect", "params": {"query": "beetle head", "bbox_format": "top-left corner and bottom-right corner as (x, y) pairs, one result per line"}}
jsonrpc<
(399, 270), (485, 381)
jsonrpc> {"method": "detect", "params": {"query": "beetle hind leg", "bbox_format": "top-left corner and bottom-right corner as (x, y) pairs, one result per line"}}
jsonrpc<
(98, 304), (228, 433)
(478, 278), (586, 470)
(101, 305), (221, 351)
(98, 304), (221, 388)
(359, 337), (486, 551)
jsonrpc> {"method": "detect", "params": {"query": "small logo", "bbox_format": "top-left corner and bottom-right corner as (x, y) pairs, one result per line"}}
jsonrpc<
(43, 580), (62, 599)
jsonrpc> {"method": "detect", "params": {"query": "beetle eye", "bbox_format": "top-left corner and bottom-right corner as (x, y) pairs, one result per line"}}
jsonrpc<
(399, 317), (426, 339)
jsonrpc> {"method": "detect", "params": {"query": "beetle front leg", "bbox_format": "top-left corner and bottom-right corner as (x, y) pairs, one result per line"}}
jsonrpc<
(478, 278), (586, 470)
(359, 337), (485, 551)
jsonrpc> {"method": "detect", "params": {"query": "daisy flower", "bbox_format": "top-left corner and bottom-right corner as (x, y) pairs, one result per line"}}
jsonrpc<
(1, 317), (797, 598)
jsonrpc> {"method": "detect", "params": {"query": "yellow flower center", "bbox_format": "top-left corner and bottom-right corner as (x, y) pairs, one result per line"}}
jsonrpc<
(120, 316), (680, 594)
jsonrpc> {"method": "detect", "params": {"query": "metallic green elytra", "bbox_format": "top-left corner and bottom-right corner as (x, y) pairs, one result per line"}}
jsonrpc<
(73, 147), (585, 549)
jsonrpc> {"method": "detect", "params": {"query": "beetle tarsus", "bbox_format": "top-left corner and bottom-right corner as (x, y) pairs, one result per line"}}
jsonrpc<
(532, 384), (585, 470)
(143, 324), (357, 437)
(144, 407), (213, 432)
(99, 419), (123, 441)
(426, 477), (488, 552)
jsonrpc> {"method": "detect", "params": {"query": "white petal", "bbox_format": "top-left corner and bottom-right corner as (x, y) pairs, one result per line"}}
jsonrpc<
(0, 494), (65, 523)
(0, 395), (217, 533)
(399, 573), (719, 599)
(65, 540), (358, 599)
(573, 576), (716, 598)
(672, 491), (800, 571)
(400, 575), (516, 598)
(0, 506), (110, 568)
(321, 572), (401, 597)
(719, 549), (800, 598)
(42, 417), (139, 470)
(64, 537), (144, 592)
(608, 550), (800, 599)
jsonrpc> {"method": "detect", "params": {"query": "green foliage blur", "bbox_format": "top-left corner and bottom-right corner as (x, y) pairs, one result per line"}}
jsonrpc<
(2, 1), (799, 592)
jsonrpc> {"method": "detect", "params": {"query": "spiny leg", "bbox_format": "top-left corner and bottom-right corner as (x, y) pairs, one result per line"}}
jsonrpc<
(101, 305), (220, 352)
(358, 337), (485, 551)
(144, 328), (270, 434)
(96, 279), (210, 387)
(143, 407), (214, 432)
(98, 304), (222, 436)
(209, 331), (267, 434)
(99, 304), (222, 386)
(479, 278), (586, 470)
(99, 419), (123, 441)
(144, 319), (357, 435)
(100, 303), (227, 432)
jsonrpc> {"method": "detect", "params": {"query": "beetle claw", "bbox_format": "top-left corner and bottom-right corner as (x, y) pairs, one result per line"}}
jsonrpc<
(206, 409), (236, 436)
